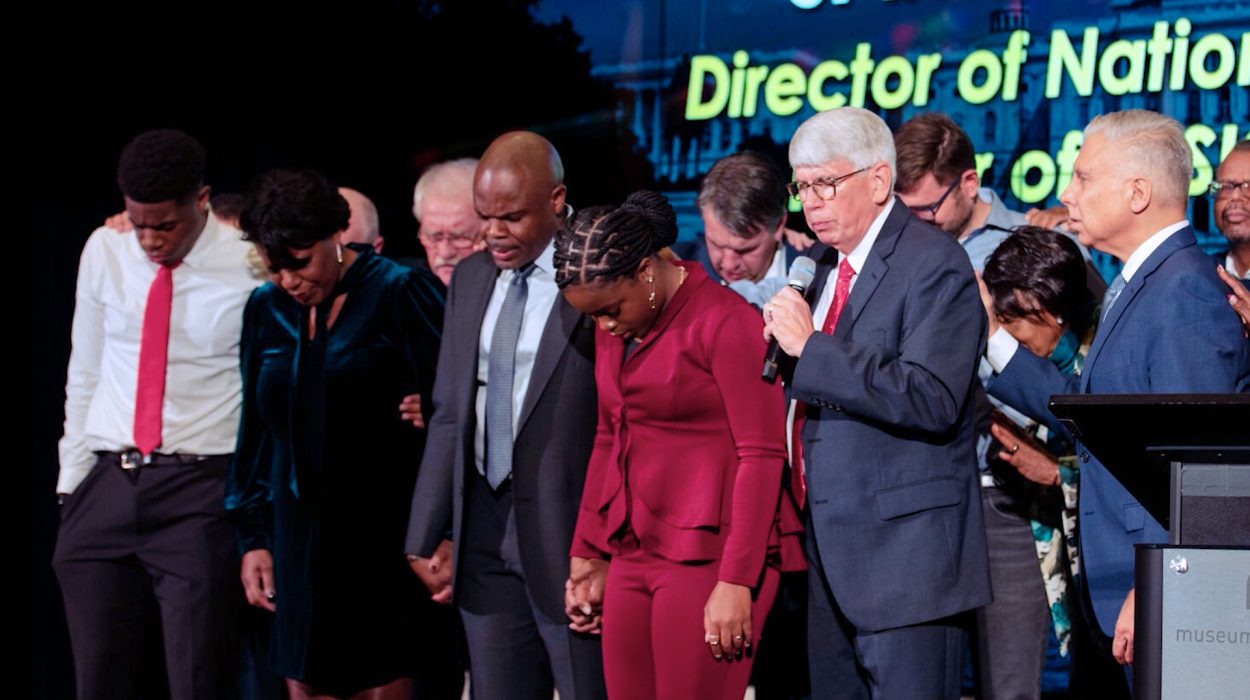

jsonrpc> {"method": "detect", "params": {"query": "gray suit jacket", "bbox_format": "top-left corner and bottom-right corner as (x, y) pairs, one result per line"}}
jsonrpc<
(790, 200), (992, 632)
(405, 250), (598, 621)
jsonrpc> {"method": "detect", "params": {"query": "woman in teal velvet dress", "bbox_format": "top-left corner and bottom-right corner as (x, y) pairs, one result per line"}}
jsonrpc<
(225, 169), (452, 699)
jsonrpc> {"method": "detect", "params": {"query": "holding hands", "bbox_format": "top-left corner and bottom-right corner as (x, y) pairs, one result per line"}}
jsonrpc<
(408, 538), (454, 604)
(565, 556), (608, 634)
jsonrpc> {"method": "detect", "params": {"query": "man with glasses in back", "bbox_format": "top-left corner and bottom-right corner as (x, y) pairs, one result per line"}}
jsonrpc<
(1213, 141), (1249, 285)
(893, 112), (1027, 273)
(763, 107), (990, 700)
(412, 158), (484, 286)
(1213, 141), (1250, 330)
(893, 112), (1062, 700)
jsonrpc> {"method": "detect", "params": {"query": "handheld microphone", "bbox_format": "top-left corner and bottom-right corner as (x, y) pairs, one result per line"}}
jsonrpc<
(762, 257), (817, 382)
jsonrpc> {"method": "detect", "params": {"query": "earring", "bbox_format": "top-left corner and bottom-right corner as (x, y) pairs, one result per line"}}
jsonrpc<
(336, 242), (343, 264)
(648, 275), (656, 310)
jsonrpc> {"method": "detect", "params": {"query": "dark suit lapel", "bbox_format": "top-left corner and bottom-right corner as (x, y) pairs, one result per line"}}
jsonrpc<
(805, 244), (838, 311)
(1079, 227), (1196, 391)
(836, 200), (906, 335)
(517, 295), (581, 434)
(782, 239), (802, 273)
(461, 256), (498, 381)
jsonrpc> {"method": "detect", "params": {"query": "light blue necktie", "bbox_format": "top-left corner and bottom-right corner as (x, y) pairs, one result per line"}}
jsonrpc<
(1101, 273), (1127, 322)
(485, 265), (533, 489)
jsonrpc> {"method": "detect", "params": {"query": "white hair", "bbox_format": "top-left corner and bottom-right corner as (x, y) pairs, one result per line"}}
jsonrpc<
(412, 158), (479, 220)
(789, 107), (896, 188)
(1085, 110), (1191, 209)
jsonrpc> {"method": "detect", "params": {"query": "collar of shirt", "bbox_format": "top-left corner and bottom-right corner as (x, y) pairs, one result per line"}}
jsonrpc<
(838, 198), (895, 274)
(1226, 252), (1249, 280)
(961, 187), (1027, 242)
(981, 187), (1028, 230)
(501, 237), (556, 283)
(1121, 220), (1189, 281)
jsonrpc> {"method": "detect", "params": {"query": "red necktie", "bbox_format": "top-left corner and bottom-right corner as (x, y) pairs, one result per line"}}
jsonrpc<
(791, 258), (854, 509)
(134, 263), (177, 456)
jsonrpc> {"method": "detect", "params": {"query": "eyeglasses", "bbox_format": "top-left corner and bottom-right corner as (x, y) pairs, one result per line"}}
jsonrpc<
(906, 178), (961, 220)
(786, 168), (868, 201)
(420, 230), (480, 249)
(1209, 180), (1250, 199)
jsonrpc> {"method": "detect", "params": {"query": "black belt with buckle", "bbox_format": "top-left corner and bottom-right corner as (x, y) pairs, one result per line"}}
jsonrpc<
(97, 450), (211, 471)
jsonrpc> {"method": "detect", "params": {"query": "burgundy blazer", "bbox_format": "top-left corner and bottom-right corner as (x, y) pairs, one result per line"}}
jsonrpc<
(570, 263), (803, 586)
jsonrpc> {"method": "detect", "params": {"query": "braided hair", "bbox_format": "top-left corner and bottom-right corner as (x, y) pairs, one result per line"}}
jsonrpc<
(554, 191), (678, 288)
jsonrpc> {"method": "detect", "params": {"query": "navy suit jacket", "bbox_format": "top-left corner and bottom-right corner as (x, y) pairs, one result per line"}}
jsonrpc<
(989, 226), (1250, 636)
(790, 200), (992, 632)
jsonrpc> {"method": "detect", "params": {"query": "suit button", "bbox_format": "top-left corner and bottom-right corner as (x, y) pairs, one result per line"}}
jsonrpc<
(1081, 451), (1090, 463)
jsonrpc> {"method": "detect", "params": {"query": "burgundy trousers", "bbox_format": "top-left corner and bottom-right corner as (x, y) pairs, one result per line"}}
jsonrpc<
(600, 541), (780, 700)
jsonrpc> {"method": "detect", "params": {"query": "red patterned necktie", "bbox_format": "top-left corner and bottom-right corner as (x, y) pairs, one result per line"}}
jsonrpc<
(134, 263), (177, 456)
(791, 257), (855, 509)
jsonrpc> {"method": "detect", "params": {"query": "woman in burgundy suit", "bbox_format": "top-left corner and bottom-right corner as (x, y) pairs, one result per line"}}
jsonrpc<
(554, 191), (803, 699)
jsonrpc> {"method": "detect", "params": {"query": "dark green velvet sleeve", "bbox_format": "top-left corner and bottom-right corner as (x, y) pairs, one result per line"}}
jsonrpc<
(392, 266), (445, 417)
(225, 287), (275, 554)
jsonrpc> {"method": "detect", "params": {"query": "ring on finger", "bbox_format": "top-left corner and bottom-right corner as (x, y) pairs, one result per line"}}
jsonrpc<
(1009, 444), (1019, 454)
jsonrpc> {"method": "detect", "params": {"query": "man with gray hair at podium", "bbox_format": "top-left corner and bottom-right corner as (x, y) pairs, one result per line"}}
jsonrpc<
(983, 110), (1250, 694)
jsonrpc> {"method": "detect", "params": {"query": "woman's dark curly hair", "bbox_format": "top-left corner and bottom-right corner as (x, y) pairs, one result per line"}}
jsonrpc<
(983, 225), (1093, 333)
(239, 168), (350, 271)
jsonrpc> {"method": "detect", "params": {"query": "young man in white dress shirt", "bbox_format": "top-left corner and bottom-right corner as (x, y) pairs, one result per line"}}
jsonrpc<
(53, 129), (260, 699)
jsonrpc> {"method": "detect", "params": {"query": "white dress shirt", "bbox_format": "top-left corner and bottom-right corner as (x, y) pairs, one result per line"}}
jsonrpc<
(1225, 252), (1248, 280)
(986, 220), (1189, 373)
(474, 240), (562, 475)
(58, 214), (262, 494)
(786, 199), (895, 467)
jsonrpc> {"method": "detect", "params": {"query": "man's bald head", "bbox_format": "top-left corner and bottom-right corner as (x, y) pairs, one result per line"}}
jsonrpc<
(475, 131), (568, 269)
(338, 187), (383, 253)
(478, 131), (565, 189)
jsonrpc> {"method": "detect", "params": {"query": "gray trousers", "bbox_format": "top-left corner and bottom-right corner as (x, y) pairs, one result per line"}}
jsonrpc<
(975, 485), (1050, 700)
(457, 471), (605, 700)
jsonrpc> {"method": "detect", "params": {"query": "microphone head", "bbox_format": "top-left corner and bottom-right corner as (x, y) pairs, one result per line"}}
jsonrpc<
(787, 256), (817, 292)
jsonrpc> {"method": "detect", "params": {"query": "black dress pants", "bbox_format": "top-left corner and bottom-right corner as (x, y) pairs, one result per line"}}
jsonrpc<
(53, 453), (239, 700)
